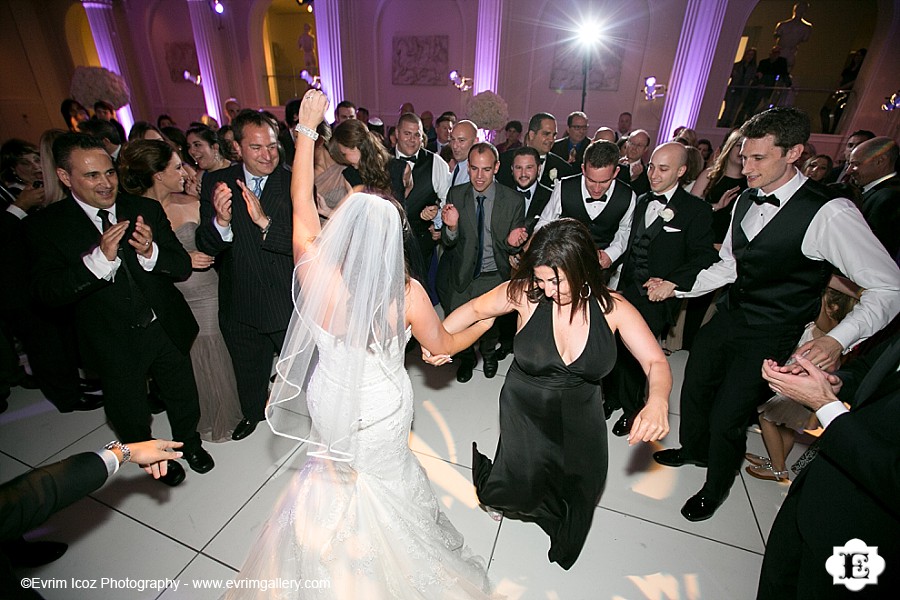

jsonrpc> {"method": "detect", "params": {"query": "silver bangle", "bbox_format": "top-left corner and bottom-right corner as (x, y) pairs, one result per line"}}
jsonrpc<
(260, 217), (272, 235)
(105, 440), (131, 465)
(294, 124), (319, 141)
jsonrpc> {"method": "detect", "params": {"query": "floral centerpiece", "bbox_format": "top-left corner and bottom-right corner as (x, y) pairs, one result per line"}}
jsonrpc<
(466, 91), (509, 141)
(70, 66), (131, 109)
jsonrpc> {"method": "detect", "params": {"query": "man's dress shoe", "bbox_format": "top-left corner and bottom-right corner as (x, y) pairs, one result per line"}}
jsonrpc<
(494, 345), (513, 361)
(483, 357), (499, 378)
(58, 394), (105, 413)
(456, 361), (475, 384)
(681, 490), (726, 522)
(652, 448), (708, 468)
(7, 540), (68, 568)
(157, 460), (185, 487)
(231, 418), (259, 441)
(611, 413), (634, 437)
(183, 447), (215, 474)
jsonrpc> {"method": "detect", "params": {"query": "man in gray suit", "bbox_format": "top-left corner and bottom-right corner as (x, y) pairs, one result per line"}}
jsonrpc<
(441, 143), (526, 382)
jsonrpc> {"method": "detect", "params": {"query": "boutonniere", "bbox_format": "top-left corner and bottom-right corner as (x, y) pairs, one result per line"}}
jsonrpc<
(659, 207), (675, 222)
(548, 168), (558, 181)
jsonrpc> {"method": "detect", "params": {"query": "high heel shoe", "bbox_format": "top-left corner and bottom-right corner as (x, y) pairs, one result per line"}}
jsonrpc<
(745, 463), (789, 482)
(478, 503), (503, 522)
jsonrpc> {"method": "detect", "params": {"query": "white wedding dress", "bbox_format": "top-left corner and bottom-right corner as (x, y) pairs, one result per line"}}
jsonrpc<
(224, 328), (496, 599)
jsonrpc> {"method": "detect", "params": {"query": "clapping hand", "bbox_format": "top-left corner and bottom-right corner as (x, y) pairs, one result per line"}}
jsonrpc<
(442, 204), (459, 229)
(794, 335), (843, 373)
(212, 181), (233, 227)
(236, 179), (269, 228)
(761, 356), (842, 411)
(128, 215), (154, 258)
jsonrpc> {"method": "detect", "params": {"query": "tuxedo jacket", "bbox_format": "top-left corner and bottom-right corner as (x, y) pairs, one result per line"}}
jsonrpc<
(619, 187), (716, 324)
(551, 137), (588, 166)
(778, 336), (900, 570)
(441, 183), (525, 293)
(497, 149), (574, 190)
(524, 182), (553, 235)
(617, 163), (651, 197)
(860, 174), (900, 260)
(196, 163), (295, 333)
(25, 194), (197, 371)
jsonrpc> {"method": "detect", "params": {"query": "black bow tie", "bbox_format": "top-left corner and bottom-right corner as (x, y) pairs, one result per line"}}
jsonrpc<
(539, 155), (546, 165)
(518, 188), (532, 200)
(648, 193), (667, 205)
(400, 152), (419, 164)
(753, 192), (780, 207)
(586, 193), (608, 204)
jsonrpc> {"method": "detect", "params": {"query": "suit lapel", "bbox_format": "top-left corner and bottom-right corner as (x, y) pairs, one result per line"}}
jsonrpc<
(854, 338), (900, 408)
(60, 196), (107, 253)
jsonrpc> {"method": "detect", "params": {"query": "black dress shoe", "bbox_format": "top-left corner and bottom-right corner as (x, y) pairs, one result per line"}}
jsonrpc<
(6, 539), (68, 568)
(158, 460), (186, 486)
(232, 418), (259, 440)
(611, 413), (634, 437)
(494, 345), (513, 361)
(681, 490), (726, 522)
(483, 356), (499, 378)
(602, 401), (615, 420)
(14, 372), (39, 390)
(183, 447), (215, 473)
(652, 448), (708, 468)
(456, 361), (475, 383)
(58, 394), (105, 413)
(79, 378), (102, 393)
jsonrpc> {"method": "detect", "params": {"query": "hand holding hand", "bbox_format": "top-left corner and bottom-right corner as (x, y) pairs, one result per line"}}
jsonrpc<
(128, 215), (154, 258)
(420, 205), (439, 221)
(298, 89), (329, 129)
(644, 278), (676, 301)
(236, 179), (268, 228)
(189, 251), (214, 270)
(100, 220), (129, 261)
(761, 356), (840, 411)
(507, 227), (528, 247)
(212, 181), (233, 227)
(421, 347), (453, 366)
(598, 250), (612, 269)
(794, 335), (843, 372)
(628, 399), (670, 446)
(441, 204), (459, 229)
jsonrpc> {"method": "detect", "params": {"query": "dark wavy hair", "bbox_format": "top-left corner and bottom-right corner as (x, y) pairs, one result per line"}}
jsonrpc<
(740, 106), (809, 154)
(330, 119), (392, 194)
(508, 218), (613, 322)
(186, 124), (237, 162)
(118, 139), (175, 195)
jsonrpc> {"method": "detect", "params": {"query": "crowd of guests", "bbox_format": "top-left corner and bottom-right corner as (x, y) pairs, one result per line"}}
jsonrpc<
(1, 90), (899, 596)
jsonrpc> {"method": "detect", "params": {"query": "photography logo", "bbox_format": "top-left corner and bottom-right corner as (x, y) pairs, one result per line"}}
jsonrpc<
(825, 538), (885, 591)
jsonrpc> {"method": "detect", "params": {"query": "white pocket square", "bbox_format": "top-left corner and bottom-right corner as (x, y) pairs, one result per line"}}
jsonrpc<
(663, 226), (681, 233)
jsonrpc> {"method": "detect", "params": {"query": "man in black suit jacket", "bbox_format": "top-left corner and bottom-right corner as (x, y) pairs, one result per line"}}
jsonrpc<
(196, 111), (295, 441)
(604, 142), (716, 436)
(498, 112), (574, 190)
(441, 143), (526, 382)
(757, 335), (900, 599)
(26, 134), (211, 484)
(849, 136), (900, 261)
(616, 129), (651, 197)
(551, 111), (590, 167)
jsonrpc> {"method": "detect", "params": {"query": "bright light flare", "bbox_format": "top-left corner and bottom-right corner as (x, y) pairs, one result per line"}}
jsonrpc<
(213, 0), (224, 14)
(576, 20), (603, 47)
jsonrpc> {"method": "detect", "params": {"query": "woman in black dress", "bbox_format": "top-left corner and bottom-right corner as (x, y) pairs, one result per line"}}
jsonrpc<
(428, 219), (671, 569)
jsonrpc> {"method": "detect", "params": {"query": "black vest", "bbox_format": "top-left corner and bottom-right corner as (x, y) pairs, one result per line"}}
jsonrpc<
(404, 150), (438, 236)
(559, 175), (632, 249)
(723, 182), (834, 326)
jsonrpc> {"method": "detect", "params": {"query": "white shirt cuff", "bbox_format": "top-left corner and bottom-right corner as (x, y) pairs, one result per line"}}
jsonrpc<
(6, 204), (27, 220)
(816, 400), (850, 429)
(95, 449), (120, 477)
(137, 242), (159, 271)
(83, 246), (121, 280)
(214, 217), (234, 242)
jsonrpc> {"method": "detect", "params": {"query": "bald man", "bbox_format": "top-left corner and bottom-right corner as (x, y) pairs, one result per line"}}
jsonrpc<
(592, 127), (617, 143)
(604, 142), (716, 437)
(848, 136), (900, 261)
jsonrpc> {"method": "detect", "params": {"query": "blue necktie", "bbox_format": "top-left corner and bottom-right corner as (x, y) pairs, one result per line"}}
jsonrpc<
(474, 195), (485, 278)
(250, 176), (263, 197)
(452, 163), (460, 187)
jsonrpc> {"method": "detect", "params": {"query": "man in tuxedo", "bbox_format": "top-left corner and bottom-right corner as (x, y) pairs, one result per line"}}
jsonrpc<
(26, 134), (213, 485)
(395, 112), (451, 265)
(604, 142), (716, 437)
(536, 140), (636, 275)
(441, 143), (526, 382)
(616, 112), (632, 140)
(848, 136), (900, 261)
(76, 119), (123, 164)
(551, 111), (590, 167)
(498, 112), (574, 190)
(196, 111), (295, 441)
(426, 113), (456, 155)
(824, 129), (875, 183)
(652, 107), (900, 521)
(617, 129), (651, 196)
(334, 100), (357, 125)
(757, 335), (900, 599)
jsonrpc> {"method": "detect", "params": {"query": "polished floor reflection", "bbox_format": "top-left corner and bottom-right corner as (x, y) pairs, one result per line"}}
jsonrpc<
(1, 349), (798, 599)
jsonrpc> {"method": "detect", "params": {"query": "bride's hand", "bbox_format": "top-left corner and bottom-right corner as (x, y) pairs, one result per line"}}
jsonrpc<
(299, 90), (329, 129)
(422, 347), (453, 366)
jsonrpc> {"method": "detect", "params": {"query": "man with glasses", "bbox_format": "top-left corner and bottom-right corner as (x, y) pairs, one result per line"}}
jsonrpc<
(617, 129), (652, 196)
(552, 111), (590, 167)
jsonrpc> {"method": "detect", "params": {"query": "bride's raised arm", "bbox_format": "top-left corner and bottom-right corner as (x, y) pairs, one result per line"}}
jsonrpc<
(291, 91), (330, 263)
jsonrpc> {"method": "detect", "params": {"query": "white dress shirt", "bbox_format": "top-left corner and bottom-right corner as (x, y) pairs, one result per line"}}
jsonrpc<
(862, 172), (898, 194)
(214, 166), (270, 242)
(74, 196), (158, 281)
(676, 170), (900, 350)
(535, 177), (635, 263)
(643, 185), (677, 228)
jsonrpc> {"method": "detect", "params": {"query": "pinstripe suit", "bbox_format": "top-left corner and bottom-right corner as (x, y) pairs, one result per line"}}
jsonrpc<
(196, 164), (294, 421)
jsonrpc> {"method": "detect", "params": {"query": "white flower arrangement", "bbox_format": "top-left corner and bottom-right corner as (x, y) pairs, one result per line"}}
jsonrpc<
(465, 91), (509, 133)
(659, 207), (675, 222)
(70, 66), (131, 110)
(548, 168), (558, 181)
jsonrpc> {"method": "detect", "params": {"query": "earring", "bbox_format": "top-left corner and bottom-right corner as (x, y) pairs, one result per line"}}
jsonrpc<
(580, 282), (591, 299)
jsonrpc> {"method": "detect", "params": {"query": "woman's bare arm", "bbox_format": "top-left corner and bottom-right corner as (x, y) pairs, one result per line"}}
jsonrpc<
(406, 279), (495, 356)
(291, 92), (329, 263)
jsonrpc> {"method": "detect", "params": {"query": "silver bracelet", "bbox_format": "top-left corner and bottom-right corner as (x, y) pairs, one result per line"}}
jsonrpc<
(105, 440), (131, 465)
(294, 124), (319, 141)
(260, 217), (272, 235)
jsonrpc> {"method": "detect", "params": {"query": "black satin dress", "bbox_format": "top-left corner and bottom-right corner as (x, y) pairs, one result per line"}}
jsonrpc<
(472, 297), (615, 570)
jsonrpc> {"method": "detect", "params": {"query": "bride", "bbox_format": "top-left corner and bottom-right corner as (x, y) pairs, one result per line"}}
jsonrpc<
(223, 92), (498, 598)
